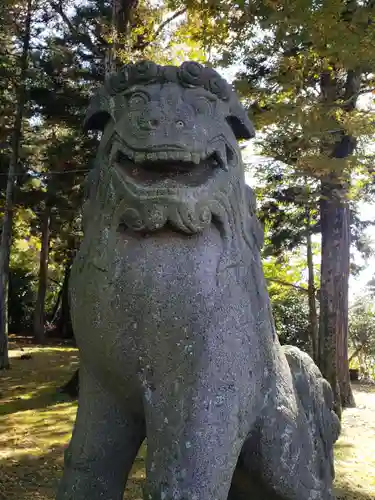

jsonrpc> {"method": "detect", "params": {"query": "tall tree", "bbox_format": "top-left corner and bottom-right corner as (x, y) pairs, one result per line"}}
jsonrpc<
(33, 180), (53, 343)
(0, 0), (33, 369)
(263, 252), (312, 351)
(105, 0), (139, 73)
(305, 204), (319, 360)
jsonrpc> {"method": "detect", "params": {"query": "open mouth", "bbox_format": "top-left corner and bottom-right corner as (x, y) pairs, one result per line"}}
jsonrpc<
(114, 145), (234, 188)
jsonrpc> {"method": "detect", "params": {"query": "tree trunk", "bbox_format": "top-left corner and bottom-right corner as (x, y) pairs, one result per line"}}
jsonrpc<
(349, 345), (365, 364)
(335, 198), (355, 408)
(56, 262), (74, 339)
(319, 178), (355, 418)
(104, 0), (138, 75)
(33, 203), (51, 344)
(58, 368), (79, 398)
(50, 284), (63, 325)
(0, 232), (11, 369)
(317, 65), (360, 413)
(306, 207), (319, 362)
(55, 260), (77, 395)
(0, 0), (32, 370)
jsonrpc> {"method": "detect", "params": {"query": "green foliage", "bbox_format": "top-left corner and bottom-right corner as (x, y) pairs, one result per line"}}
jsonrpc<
(253, 159), (373, 264)
(253, 160), (320, 256)
(178, 0), (375, 213)
(8, 267), (36, 334)
(264, 253), (313, 351)
(272, 292), (310, 351)
(349, 300), (375, 378)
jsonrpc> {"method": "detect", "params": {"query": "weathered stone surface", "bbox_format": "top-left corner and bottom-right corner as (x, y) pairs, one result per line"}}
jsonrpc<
(229, 346), (341, 500)
(56, 61), (340, 500)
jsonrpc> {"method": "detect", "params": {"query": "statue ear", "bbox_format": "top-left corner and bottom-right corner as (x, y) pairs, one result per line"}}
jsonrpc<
(227, 100), (255, 140)
(83, 87), (115, 132)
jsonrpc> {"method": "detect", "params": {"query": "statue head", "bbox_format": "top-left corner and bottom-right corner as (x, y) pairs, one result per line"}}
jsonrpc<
(84, 61), (255, 235)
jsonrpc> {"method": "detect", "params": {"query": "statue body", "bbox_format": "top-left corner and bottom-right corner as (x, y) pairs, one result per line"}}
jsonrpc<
(57, 61), (340, 500)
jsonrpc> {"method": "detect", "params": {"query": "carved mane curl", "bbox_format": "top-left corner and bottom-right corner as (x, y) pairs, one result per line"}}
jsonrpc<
(85, 61), (255, 141)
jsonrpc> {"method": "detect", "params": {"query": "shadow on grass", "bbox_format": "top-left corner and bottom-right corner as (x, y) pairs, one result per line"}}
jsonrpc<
(0, 390), (74, 417)
(335, 484), (375, 500)
(334, 439), (356, 466)
(0, 442), (146, 500)
(1, 348), (79, 416)
(334, 440), (355, 453)
(351, 381), (375, 394)
(0, 445), (65, 500)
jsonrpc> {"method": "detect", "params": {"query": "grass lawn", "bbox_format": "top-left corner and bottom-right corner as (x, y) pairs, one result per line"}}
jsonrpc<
(1, 341), (374, 500)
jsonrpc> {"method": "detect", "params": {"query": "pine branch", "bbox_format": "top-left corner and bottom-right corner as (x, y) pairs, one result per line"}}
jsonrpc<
(133, 7), (187, 50)
(48, 277), (62, 286)
(153, 8), (187, 40)
(339, 86), (375, 110)
(266, 277), (308, 293)
(49, 1), (103, 58)
(266, 278), (321, 302)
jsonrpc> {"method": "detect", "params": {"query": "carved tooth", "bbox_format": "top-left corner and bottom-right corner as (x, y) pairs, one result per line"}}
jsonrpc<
(183, 152), (191, 162)
(192, 153), (201, 165)
(134, 152), (146, 163)
(118, 147), (134, 161)
(126, 149), (135, 160)
(157, 152), (168, 161)
(110, 144), (120, 164)
(147, 152), (157, 161)
(219, 157), (229, 172)
(214, 142), (229, 172)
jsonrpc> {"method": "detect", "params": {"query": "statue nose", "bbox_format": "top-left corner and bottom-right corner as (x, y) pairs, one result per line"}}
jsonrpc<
(139, 118), (159, 130)
(141, 117), (187, 132)
(139, 110), (163, 131)
(147, 118), (160, 129)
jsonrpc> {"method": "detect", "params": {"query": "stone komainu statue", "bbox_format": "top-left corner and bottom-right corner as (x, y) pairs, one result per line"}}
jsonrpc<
(56, 61), (340, 500)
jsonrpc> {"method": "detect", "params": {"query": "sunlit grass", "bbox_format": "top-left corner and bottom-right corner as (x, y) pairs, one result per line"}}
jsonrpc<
(0, 344), (80, 500)
(0, 343), (145, 500)
(1, 344), (375, 499)
(0, 403), (76, 460)
(334, 385), (375, 500)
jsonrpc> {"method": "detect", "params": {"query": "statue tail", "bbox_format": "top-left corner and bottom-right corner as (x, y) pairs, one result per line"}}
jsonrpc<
(282, 345), (341, 477)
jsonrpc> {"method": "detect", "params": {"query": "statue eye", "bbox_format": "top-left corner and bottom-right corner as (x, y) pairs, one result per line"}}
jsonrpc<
(128, 92), (149, 107)
(194, 97), (212, 115)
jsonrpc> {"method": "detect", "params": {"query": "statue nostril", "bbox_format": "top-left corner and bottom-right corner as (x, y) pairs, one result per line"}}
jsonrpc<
(140, 117), (160, 130)
(176, 120), (185, 129)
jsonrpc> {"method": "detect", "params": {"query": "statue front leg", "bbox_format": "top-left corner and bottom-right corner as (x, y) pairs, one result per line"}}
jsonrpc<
(56, 364), (145, 500)
(142, 375), (259, 500)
